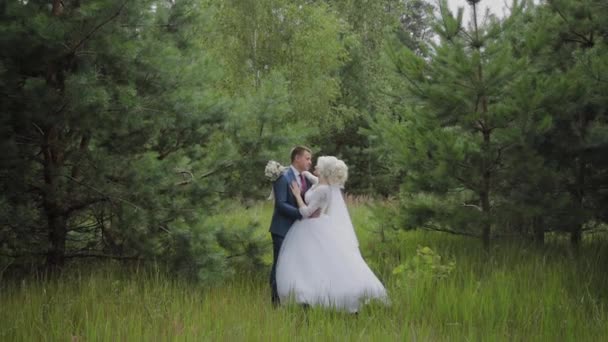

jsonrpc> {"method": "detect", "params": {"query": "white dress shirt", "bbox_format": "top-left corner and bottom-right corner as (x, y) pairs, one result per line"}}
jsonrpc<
(290, 165), (302, 188)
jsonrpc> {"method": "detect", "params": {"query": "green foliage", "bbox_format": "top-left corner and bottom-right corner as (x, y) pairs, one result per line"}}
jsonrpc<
(1, 0), (607, 283)
(215, 222), (270, 274)
(165, 217), (228, 284)
(373, 0), (608, 246)
(376, 0), (532, 245)
(2, 0), (433, 278)
(0, 0), (236, 280)
(392, 245), (456, 283)
(198, 0), (351, 196)
(504, 0), (608, 241)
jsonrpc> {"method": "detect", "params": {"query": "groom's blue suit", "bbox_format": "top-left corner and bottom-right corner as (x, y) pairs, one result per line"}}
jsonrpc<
(269, 167), (312, 306)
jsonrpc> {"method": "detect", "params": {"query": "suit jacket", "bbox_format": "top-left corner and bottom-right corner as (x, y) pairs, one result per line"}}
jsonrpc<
(269, 168), (312, 237)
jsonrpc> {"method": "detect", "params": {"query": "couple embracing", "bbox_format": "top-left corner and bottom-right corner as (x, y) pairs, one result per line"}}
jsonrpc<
(268, 146), (388, 313)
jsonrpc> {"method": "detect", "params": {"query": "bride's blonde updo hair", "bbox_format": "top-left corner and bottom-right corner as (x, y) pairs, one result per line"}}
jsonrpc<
(316, 156), (348, 187)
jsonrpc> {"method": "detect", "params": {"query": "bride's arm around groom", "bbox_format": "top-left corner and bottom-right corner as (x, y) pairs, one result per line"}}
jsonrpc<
(290, 180), (327, 218)
(302, 171), (318, 185)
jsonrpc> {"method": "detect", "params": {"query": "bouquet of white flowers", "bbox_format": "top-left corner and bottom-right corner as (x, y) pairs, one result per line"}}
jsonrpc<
(264, 160), (287, 182)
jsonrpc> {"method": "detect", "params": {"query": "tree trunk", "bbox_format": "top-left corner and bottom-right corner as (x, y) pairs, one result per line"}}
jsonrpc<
(480, 111), (491, 250)
(480, 131), (491, 250)
(42, 174), (68, 269)
(46, 211), (68, 268)
(533, 217), (544, 246)
(52, 0), (63, 16)
(480, 171), (491, 250)
(570, 224), (582, 246)
(571, 112), (587, 247)
(42, 126), (68, 270)
(42, 2), (69, 270)
(472, 1), (491, 251)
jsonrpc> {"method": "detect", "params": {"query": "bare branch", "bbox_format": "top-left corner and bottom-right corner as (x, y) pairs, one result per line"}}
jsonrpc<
(421, 224), (480, 238)
(62, 175), (144, 211)
(198, 162), (235, 179)
(462, 203), (482, 211)
(64, 253), (143, 260)
(32, 123), (44, 136)
(456, 175), (477, 191)
(64, 197), (108, 215)
(550, 3), (594, 47)
(69, 1), (129, 53)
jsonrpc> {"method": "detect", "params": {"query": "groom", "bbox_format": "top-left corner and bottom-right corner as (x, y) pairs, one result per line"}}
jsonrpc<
(269, 146), (313, 307)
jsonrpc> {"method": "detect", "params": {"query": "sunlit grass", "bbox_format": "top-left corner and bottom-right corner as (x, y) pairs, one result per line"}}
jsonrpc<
(2, 202), (607, 341)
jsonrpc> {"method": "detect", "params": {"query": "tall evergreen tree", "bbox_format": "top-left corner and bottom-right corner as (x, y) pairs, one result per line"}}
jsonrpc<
(521, 0), (608, 245)
(0, 0), (230, 278)
(375, 0), (546, 248)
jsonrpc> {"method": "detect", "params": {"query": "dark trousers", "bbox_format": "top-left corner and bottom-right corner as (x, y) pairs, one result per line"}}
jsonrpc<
(270, 233), (284, 306)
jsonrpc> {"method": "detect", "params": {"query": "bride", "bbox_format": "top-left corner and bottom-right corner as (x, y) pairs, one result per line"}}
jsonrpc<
(275, 156), (388, 313)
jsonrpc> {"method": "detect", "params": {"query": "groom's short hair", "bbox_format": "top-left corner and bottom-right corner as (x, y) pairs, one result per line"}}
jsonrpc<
(291, 146), (312, 162)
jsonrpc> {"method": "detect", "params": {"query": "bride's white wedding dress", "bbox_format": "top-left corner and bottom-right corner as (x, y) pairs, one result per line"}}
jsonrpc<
(276, 176), (388, 312)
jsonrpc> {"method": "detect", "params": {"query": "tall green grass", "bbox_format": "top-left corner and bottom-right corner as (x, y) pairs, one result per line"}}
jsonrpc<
(2, 202), (607, 341)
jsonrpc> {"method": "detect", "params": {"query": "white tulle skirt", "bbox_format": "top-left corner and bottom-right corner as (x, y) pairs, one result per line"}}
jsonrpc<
(276, 215), (389, 313)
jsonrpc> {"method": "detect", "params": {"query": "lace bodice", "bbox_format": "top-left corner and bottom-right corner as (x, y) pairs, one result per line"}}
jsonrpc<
(299, 184), (331, 218)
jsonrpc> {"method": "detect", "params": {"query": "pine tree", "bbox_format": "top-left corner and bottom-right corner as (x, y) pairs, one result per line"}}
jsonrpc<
(376, 0), (546, 249)
(0, 0), (230, 278)
(519, 0), (608, 245)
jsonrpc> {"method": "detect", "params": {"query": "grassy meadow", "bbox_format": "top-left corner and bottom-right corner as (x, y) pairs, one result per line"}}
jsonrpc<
(2, 201), (607, 341)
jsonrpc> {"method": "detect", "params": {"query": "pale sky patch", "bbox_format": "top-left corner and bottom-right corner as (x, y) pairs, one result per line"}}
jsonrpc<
(441, 0), (528, 24)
